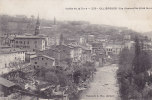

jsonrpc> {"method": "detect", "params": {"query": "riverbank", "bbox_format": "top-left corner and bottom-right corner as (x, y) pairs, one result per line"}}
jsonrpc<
(73, 64), (120, 100)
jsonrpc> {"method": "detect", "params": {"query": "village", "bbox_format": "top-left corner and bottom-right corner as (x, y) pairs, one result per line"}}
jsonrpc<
(0, 15), (152, 100)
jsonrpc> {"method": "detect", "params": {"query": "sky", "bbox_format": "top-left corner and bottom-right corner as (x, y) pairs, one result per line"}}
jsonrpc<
(0, 0), (152, 33)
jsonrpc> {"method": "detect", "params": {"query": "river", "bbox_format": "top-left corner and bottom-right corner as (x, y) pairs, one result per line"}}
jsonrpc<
(79, 64), (121, 100)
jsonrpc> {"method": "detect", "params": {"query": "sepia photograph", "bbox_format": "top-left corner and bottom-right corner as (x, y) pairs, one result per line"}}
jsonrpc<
(0, 0), (152, 100)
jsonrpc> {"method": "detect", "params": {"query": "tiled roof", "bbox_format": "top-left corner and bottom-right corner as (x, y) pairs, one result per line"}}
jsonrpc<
(30, 55), (37, 59)
(26, 52), (36, 55)
(14, 35), (45, 39)
(0, 77), (15, 87)
(41, 55), (55, 60)
(32, 55), (55, 60)
(0, 48), (25, 54)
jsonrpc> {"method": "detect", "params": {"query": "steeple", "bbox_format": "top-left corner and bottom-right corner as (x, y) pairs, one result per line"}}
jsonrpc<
(59, 33), (64, 45)
(35, 15), (40, 35)
(54, 16), (56, 25)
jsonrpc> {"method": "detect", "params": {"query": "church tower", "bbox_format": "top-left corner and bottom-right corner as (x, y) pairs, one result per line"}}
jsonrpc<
(54, 16), (56, 25)
(59, 34), (64, 45)
(34, 15), (40, 35)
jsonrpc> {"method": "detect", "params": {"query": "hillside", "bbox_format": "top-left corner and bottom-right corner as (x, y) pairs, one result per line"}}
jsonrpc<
(144, 31), (152, 39)
(0, 15), (141, 41)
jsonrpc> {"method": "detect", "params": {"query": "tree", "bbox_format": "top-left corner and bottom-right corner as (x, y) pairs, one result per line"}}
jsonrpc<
(117, 36), (152, 98)
(1, 15), (8, 34)
(132, 37), (151, 74)
(64, 58), (72, 67)
(134, 36), (141, 56)
(119, 48), (133, 66)
(57, 73), (68, 87)
(45, 72), (59, 84)
(59, 33), (64, 45)
(73, 70), (81, 84)
(131, 36), (151, 90)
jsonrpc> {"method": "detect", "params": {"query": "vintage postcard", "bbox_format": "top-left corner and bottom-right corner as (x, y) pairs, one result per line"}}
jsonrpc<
(0, 0), (152, 100)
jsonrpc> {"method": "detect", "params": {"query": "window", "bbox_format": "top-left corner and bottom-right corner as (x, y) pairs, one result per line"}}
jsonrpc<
(42, 58), (43, 60)
(27, 41), (29, 44)
(24, 41), (25, 44)
(35, 41), (37, 44)
(35, 62), (37, 64)
(45, 63), (47, 66)
(16, 41), (18, 43)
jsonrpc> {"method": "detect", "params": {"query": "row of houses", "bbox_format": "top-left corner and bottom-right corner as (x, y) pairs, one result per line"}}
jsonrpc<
(0, 46), (26, 74)
(0, 34), (49, 75)
(29, 44), (92, 70)
(0, 32), (139, 75)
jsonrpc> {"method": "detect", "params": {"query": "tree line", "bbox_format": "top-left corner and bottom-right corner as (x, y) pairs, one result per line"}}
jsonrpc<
(117, 36), (152, 99)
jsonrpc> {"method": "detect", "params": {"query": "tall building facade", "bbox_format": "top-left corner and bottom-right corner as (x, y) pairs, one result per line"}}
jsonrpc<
(10, 35), (46, 52)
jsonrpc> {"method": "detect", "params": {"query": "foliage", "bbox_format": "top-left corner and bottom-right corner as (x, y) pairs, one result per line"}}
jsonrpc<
(73, 70), (81, 84)
(119, 47), (134, 66)
(73, 61), (95, 84)
(45, 72), (59, 84)
(133, 51), (151, 74)
(56, 73), (68, 87)
(117, 36), (152, 99)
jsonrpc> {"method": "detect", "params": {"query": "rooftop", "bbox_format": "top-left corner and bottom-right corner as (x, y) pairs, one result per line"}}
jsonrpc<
(14, 35), (45, 39)
(0, 47), (25, 54)
(0, 77), (15, 87)
(106, 44), (123, 48)
(32, 55), (55, 60)
(26, 52), (36, 55)
(0, 45), (11, 49)
(30, 55), (37, 59)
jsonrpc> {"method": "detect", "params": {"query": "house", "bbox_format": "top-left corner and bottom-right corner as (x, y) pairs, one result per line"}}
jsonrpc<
(79, 36), (87, 45)
(0, 77), (18, 97)
(37, 44), (84, 66)
(124, 41), (135, 50)
(105, 44), (123, 55)
(10, 35), (46, 52)
(37, 48), (64, 62)
(49, 36), (60, 46)
(30, 55), (55, 69)
(25, 52), (36, 62)
(37, 47), (70, 67)
(124, 34), (131, 40)
(81, 49), (92, 63)
(52, 44), (82, 63)
(37, 34), (50, 47)
(0, 35), (11, 46)
(0, 47), (26, 74)
(143, 40), (152, 51)
(91, 42), (105, 55)
(87, 35), (95, 43)
(69, 45), (83, 62)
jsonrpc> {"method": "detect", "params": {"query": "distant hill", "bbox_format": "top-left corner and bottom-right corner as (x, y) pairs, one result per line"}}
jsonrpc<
(143, 31), (152, 39)
(0, 14), (142, 41)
